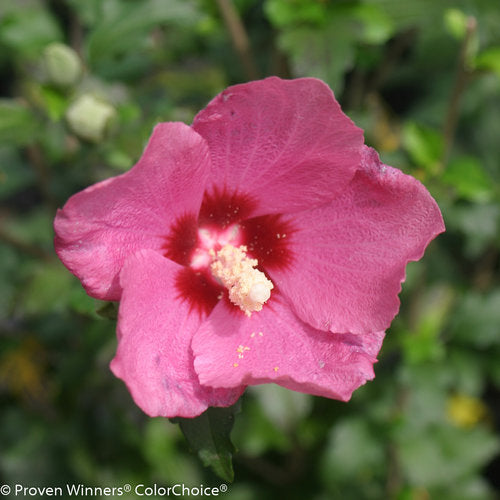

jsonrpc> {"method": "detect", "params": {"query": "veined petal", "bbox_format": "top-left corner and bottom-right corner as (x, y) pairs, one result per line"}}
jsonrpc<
(192, 296), (384, 401)
(110, 249), (243, 418)
(54, 122), (211, 300)
(192, 77), (364, 216)
(271, 147), (445, 334)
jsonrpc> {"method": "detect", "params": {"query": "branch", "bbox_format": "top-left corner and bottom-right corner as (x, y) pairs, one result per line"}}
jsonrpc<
(26, 144), (56, 213)
(0, 226), (52, 261)
(442, 16), (477, 168)
(215, 0), (260, 80)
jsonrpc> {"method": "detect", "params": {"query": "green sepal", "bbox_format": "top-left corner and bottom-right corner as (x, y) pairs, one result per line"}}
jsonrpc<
(171, 402), (241, 483)
(95, 301), (119, 320)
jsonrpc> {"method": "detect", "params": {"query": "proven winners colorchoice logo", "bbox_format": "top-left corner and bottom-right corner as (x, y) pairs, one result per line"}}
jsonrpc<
(2, 483), (228, 497)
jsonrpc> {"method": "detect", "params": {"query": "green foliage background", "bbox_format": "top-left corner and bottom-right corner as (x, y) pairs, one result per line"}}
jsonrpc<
(1, 0), (500, 498)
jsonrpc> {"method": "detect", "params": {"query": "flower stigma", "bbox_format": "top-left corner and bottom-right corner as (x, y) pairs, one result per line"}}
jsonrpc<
(210, 244), (274, 316)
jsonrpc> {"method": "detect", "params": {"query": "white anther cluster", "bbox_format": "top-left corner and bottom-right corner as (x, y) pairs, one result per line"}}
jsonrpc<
(210, 245), (274, 316)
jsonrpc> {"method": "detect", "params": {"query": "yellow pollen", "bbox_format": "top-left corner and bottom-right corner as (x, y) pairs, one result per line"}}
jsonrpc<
(273, 366), (279, 372)
(210, 244), (274, 316)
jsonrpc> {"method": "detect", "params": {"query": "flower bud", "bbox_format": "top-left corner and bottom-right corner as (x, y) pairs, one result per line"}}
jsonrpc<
(43, 43), (82, 87)
(66, 94), (116, 143)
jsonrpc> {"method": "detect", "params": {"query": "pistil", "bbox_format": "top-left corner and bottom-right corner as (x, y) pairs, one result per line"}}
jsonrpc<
(210, 245), (273, 316)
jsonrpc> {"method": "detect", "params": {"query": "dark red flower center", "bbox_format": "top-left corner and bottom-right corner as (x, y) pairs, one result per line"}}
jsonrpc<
(163, 187), (294, 316)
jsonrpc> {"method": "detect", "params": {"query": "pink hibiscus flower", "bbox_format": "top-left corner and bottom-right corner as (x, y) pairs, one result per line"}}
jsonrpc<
(54, 77), (444, 418)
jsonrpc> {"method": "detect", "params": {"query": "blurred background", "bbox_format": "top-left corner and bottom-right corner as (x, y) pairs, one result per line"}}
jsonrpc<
(1, 0), (500, 498)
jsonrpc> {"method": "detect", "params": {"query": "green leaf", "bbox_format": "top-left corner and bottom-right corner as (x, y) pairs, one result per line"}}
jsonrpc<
(172, 403), (240, 482)
(368, 0), (446, 30)
(271, 3), (392, 94)
(444, 8), (469, 40)
(398, 424), (500, 488)
(0, 99), (41, 146)
(475, 46), (500, 77)
(250, 384), (312, 432)
(449, 289), (500, 348)
(442, 156), (494, 202)
(0, 244), (22, 318)
(143, 419), (201, 483)
(447, 349), (485, 396)
(277, 22), (355, 94)
(22, 260), (78, 315)
(321, 417), (385, 480)
(264, 0), (326, 28)
(352, 4), (395, 44)
(4, 208), (54, 248)
(402, 121), (443, 173)
(445, 203), (500, 257)
(401, 285), (454, 364)
(0, 6), (62, 58)
(231, 393), (290, 455)
(95, 301), (119, 321)
(87, 0), (200, 71)
(398, 363), (450, 429)
(68, 286), (100, 318)
(0, 147), (36, 198)
(38, 86), (69, 122)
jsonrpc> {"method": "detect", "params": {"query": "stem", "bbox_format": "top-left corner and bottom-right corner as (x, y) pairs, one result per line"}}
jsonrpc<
(473, 246), (498, 291)
(235, 447), (304, 486)
(442, 17), (477, 168)
(385, 387), (409, 498)
(69, 10), (84, 56)
(0, 226), (51, 261)
(270, 31), (292, 78)
(26, 144), (56, 213)
(215, 0), (260, 80)
(343, 28), (416, 111)
(368, 28), (417, 95)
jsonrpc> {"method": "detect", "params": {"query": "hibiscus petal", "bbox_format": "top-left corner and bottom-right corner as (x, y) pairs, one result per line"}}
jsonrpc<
(110, 249), (243, 418)
(192, 296), (384, 401)
(270, 147), (445, 334)
(54, 122), (211, 300)
(192, 76), (364, 215)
